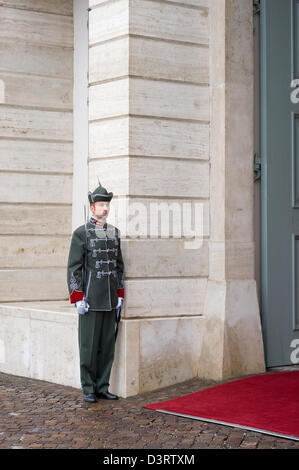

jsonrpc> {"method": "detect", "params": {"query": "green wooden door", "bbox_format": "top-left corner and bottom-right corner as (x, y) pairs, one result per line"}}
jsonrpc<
(260, 0), (299, 366)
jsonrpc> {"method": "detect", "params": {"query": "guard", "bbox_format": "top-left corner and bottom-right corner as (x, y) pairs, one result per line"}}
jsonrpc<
(67, 181), (125, 403)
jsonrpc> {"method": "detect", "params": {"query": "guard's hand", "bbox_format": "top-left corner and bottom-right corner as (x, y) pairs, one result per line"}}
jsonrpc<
(76, 300), (85, 315)
(76, 298), (90, 314)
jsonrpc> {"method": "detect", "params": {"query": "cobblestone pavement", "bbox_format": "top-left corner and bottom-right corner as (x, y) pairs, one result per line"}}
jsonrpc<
(0, 370), (298, 449)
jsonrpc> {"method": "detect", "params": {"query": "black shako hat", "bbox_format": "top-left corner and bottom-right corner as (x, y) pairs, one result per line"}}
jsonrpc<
(88, 177), (113, 203)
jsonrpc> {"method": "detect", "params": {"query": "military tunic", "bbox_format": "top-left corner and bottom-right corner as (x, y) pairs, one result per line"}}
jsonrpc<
(67, 215), (125, 395)
(67, 216), (125, 310)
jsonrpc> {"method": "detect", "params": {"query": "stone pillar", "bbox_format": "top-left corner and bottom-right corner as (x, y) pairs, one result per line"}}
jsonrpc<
(88, 0), (265, 396)
(197, 0), (265, 379)
(88, 0), (210, 397)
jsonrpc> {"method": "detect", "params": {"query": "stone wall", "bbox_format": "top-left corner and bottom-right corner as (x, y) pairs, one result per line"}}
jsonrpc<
(0, 0), (265, 397)
(0, 0), (73, 302)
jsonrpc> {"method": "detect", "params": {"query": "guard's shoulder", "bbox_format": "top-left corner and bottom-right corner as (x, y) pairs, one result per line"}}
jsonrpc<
(72, 224), (86, 238)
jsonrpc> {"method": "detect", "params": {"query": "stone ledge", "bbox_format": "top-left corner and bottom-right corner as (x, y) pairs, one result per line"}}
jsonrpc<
(0, 300), (76, 323)
(0, 301), (81, 389)
(0, 301), (204, 398)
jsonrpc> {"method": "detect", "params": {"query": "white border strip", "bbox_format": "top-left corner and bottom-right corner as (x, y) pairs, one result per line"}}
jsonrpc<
(73, 0), (89, 231)
(155, 409), (299, 442)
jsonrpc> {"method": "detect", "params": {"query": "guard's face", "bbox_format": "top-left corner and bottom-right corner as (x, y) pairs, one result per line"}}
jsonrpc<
(91, 201), (110, 219)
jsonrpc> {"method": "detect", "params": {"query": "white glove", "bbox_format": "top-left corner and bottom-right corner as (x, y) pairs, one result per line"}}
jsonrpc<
(76, 297), (90, 314)
(116, 297), (123, 309)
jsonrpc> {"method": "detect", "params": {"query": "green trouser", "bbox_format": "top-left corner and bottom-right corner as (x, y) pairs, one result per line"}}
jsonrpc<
(78, 309), (116, 395)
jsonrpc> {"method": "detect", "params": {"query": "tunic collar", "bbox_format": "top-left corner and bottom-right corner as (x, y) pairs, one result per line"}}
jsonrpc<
(90, 216), (107, 229)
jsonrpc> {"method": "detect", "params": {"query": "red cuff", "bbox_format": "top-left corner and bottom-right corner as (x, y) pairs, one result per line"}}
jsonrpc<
(117, 288), (124, 298)
(70, 290), (84, 304)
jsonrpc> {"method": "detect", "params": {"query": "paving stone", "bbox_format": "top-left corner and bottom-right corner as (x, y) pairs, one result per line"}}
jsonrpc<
(0, 371), (297, 449)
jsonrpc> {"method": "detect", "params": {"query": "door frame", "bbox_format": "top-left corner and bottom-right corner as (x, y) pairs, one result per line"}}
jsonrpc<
(260, 0), (270, 367)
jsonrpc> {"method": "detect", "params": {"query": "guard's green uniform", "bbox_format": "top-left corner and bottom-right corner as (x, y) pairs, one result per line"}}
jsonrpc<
(67, 185), (125, 395)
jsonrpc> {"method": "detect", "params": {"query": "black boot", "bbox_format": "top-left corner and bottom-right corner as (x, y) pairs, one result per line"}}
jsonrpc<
(83, 393), (97, 403)
(95, 391), (118, 400)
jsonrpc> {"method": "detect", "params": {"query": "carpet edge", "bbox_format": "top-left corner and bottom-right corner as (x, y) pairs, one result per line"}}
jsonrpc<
(153, 409), (299, 442)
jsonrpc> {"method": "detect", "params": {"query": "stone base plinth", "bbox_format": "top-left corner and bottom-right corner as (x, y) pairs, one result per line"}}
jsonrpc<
(198, 279), (266, 380)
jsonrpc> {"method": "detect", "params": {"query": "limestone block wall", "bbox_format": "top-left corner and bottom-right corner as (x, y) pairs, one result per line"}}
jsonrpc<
(89, 0), (210, 395)
(0, 1), (73, 302)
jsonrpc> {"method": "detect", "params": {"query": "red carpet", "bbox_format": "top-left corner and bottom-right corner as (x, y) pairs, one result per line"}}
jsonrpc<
(143, 371), (299, 440)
